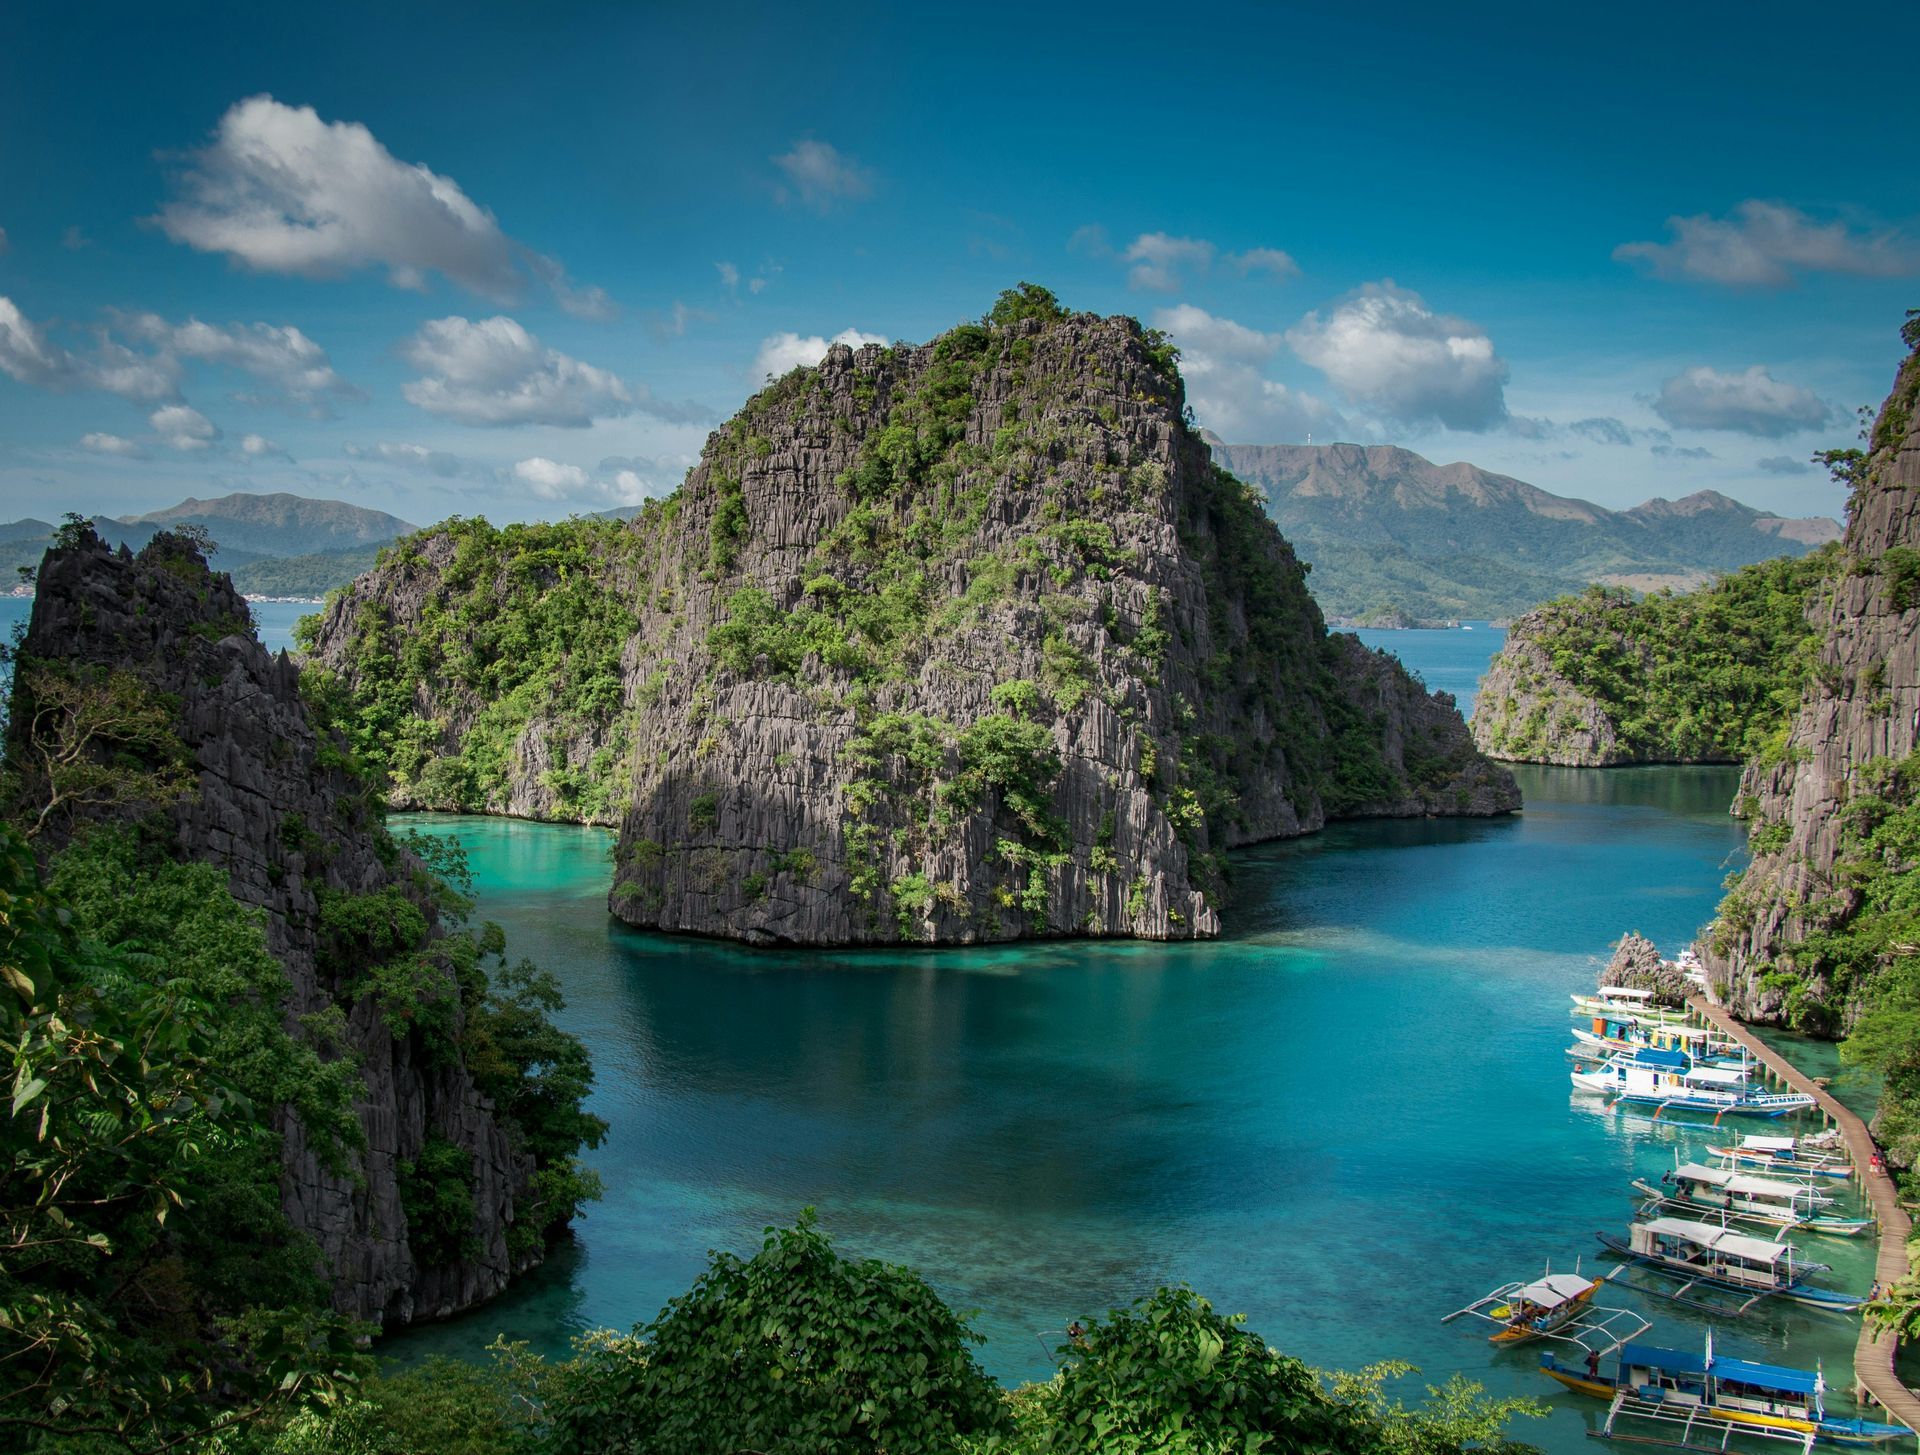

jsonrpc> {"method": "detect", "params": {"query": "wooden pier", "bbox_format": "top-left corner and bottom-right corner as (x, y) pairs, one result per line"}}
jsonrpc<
(1687, 993), (1920, 1435)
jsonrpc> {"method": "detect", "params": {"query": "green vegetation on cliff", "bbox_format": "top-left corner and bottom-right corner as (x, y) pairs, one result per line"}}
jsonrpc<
(1475, 548), (1836, 764)
(300, 515), (646, 820)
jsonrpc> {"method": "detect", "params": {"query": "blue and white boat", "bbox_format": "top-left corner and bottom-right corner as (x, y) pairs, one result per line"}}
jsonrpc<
(1572, 1047), (1815, 1118)
(1541, 1330), (1912, 1447)
(1598, 1215), (1865, 1314)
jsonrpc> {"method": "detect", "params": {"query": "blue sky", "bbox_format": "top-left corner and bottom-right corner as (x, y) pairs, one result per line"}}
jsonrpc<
(2, 0), (1916, 527)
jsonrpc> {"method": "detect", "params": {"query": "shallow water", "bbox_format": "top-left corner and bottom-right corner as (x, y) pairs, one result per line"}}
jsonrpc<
(382, 624), (1882, 1450)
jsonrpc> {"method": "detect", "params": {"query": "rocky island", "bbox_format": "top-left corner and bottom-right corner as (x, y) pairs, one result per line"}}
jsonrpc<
(309, 288), (1519, 945)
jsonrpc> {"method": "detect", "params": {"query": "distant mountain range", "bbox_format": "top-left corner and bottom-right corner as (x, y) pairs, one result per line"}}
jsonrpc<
(1206, 438), (1841, 625)
(3, 492), (417, 597)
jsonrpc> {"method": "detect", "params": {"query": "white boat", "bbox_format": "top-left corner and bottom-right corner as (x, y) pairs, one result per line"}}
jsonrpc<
(1570, 1016), (1748, 1066)
(1632, 1160), (1873, 1237)
(1598, 1216), (1863, 1313)
(1709, 1132), (1854, 1181)
(1571, 1048), (1814, 1118)
(1444, 1264), (1650, 1350)
(1571, 986), (1693, 1026)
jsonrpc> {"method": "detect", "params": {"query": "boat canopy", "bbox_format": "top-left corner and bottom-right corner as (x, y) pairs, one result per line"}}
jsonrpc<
(1600, 988), (1658, 1001)
(1710, 1354), (1822, 1395)
(1620, 1342), (1707, 1376)
(1672, 1163), (1808, 1198)
(1683, 1066), (1749, 1086)
(1638, 1218), (1789, 1264)
(1630, 1049), (1693, 1070)
(1513, 1273), (1593, 1307)
(1741, 1136), (1799, 1152)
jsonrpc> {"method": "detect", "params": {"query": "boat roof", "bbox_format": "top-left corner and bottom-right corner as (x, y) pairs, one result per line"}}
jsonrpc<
(1599, 987), (1657, 1000)
(1653, 1025), (1709, 1039)
(1741, 1136), (1799, 1152)
(1514, 1273), (1594, 1306)
(1621, 1342), (1706, 1376)
(1674, 1163), (1806, 1197)
(1631, 1049), (1693, 1068)
(1638, 1218), (1788, 1262)
(1684, 1066), (1749, 1085)
(1711, 1354), (1822, 1395)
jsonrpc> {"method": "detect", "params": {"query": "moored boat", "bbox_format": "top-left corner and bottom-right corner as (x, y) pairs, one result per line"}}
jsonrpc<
(1632, 1161), (1873, 1237)
(1710, 1132), (1855, 1181)
(1572, 986), (1693, 1025)
(1572, 1047), (1816, 1118)
(1540, 1332), (1910, 1447)
(1597, 1215), (1864, 1313)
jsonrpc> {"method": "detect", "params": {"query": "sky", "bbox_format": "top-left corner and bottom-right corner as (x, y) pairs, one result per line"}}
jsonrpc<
(2, 0), (1917, 528)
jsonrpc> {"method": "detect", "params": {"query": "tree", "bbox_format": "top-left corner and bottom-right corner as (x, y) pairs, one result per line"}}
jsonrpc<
(6, 665), (193, 840)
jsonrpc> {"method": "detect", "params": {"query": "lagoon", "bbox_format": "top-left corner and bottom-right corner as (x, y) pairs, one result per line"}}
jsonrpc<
(386, 624), (1882, 1452)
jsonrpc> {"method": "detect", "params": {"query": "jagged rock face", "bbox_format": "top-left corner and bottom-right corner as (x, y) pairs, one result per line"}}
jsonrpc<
(15, 536), (536, 1325)
(315, 307), (1518, 946)
(1469, 609), (1653, 766)
(1600, 931), (1689, 1007)
(1704, 343), (1920, 1020)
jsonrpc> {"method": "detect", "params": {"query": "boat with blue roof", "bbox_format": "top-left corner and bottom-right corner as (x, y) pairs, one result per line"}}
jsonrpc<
(1540, 1330), (1911, 1448)
(1572, 1046), (1816, 1118)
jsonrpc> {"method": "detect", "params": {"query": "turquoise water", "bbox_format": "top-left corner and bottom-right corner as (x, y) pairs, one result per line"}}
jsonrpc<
(382, 622), (1881, 1451)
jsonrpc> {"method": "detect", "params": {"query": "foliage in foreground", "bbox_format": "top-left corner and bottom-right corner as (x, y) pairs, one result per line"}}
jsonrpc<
(219, 1217), (1542, 1455)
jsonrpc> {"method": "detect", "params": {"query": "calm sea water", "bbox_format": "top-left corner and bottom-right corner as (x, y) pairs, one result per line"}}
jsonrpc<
(382, 625), (1884, 1451)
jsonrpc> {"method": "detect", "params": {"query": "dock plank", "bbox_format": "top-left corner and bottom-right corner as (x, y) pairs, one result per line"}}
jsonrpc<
(1687, 994), (1920, 1435)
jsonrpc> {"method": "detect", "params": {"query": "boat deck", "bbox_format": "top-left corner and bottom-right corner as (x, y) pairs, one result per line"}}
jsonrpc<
(1688, 995), (1920, 1437)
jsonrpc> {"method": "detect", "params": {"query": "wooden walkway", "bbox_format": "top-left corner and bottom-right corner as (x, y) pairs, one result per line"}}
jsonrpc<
(1687, 994), (1920, 1434)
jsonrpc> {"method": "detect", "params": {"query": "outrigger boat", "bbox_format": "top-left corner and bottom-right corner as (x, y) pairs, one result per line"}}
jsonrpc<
(1710, 1132), (1855, 1181)
(1598, 1216), (1865, 1314)
(1632, 1161), (1873, 1237)
(1541, 1331), (1912, 1449)
(1573, 986), (1694, 1026)
(1442, 1264), (1649, 1349)
(1571, 1016), (1749, 1066)
(1572, 1047), (1816, 1118)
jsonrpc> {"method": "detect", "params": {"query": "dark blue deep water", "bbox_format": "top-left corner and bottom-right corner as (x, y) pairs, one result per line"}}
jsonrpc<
(384, 625), (1883, 1451)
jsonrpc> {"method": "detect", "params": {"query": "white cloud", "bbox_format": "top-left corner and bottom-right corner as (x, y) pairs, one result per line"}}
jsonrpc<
(61, 226), (89, 251)
(716, 261), (740, 291)
(79, 432), (147, 458)
(239, 432), (290, 460)
(154, 95), (607, 311)
(345, 441), (472, 477)
(1123, 233), (1215, 292)
(1153, 304), (1342, 441)
(150, 404), (220, 451)
(751, 328), (887, 382)
(1652, 365), (1833, 437)
(0, 296), (181, 400)
(399, 315), (683, 427)
(1226, 247), (1299, 280)
(772, 139), (873, 211)
(1286, 281), (1509, 431)
(116, 312), (356, 407)
(0, 226), (8, 253)
(510, 455), (645, 506)
(1616, 201), (1920, 288)
(1756, 454), (1813, 475)
(648, 300), (713, 341)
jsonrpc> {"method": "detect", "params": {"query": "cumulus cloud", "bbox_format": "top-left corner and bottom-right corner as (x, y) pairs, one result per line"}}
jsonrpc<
(79, 432), (147, 458)
(150, 404), (219, 451)
(1616, 200), (1920, 288)
(0, 296), (180, 400)
(399, 315), (697, 427)
(1756, 454), (1814, 475)
(345, 441), (471, 477)
(772, 139), (873, 211)
(1153, 304), (1343, 441)
(1286, 281), (1509, 431)
(153, 95), (608, 313)
(239, 433), (290, 460)
(1123, 233), (1215, 292)
(509, 455), (646, 506)
(1652, 365), (1833, 437)
(1569, 416), (1634, 447)
(115, 312), (356, 408)
(1228, 246), (1300, 280)
(751, 328), (888, 382)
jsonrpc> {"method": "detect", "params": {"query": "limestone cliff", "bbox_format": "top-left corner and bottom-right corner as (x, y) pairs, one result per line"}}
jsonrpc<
(313, 293), (1519, 945)
(1471, 600), (1654, 765)
(1704, 329), (1920, 1021)
(11, 533), (543, 1326)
